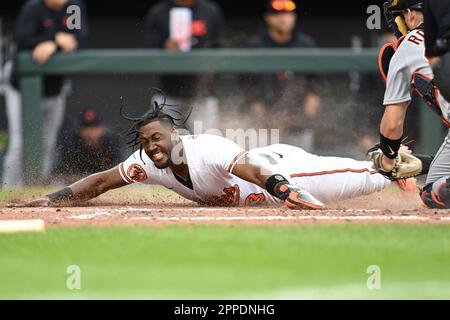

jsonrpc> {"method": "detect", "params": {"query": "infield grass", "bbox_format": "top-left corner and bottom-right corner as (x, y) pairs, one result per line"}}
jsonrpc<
(0, 224), (449, 299)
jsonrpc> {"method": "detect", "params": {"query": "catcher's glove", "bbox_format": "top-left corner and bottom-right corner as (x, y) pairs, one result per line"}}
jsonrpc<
(367, 145), (423, 180)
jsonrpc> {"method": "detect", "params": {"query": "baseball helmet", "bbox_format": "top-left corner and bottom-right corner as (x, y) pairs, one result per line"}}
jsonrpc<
(386, 0), (423, 36)
(389, 0), (424, 16)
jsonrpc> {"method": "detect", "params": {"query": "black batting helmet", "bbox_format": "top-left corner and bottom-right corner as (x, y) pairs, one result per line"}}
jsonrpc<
(390, 0), (424, 16)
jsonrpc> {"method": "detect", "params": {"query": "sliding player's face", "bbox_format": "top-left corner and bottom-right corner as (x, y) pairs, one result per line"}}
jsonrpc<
(139, 120), (176, 169)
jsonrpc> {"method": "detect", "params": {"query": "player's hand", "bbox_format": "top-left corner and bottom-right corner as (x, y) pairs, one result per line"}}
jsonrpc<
(277, 184), (324, 210)
(32, 41), (57, 64)
(399, 144), (412, 154)
(25, 197), (51, 207)
(55, 32), (78, 52)
(164, 39), (181, 51)
(8, 196), (51, 208)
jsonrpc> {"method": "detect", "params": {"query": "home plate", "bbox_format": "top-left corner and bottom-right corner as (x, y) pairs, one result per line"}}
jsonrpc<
(0, 219), (45, 233)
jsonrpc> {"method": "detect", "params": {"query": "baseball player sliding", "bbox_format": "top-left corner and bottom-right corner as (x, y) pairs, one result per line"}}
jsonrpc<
(28, 98), (414, 209)
(368, 0), (450, 209)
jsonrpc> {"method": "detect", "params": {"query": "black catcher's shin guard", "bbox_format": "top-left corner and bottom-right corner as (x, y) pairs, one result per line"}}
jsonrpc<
(421, 177), (450, 209)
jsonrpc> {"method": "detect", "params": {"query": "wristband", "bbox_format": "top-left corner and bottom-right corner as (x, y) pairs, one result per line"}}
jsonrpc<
(265, 174), (289, 198)
(379, 133), (402, 159)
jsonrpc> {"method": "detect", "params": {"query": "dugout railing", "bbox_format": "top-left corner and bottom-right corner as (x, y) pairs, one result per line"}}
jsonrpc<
(14, 49), (441, 184)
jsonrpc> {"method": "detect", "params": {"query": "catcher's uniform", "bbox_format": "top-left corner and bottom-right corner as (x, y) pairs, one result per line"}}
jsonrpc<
(119, 134), (390, 206)
(384, 28), (450, 185)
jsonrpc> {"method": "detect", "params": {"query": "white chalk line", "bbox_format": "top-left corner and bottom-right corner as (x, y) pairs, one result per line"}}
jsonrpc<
(70, 211), (113, 220)
(88, 207), (390, 214)
(129, 215), (449, 222)
(67, 208), (450, 222)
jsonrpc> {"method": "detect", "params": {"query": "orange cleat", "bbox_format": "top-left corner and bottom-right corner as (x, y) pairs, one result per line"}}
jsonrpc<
(279, 184), (325, 210)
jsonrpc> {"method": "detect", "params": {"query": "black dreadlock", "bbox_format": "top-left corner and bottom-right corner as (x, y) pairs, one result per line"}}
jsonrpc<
(120, 88), (192, 163)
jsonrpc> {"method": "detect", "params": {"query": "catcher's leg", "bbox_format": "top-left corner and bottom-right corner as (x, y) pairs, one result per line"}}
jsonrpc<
(422, 129), (450, 208)
(421, 177), (450, 209)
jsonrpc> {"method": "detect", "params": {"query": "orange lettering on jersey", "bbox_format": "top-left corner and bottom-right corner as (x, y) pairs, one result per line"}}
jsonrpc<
(210, 184), (241, 206)
(245, 193), (266, 205)
(408, 31), (424, 45)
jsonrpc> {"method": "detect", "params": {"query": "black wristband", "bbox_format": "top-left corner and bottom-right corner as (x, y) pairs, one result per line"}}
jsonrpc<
(265, 174), (289, 197)
(47, 187), (74, 202)
(379, 133), (403, 159)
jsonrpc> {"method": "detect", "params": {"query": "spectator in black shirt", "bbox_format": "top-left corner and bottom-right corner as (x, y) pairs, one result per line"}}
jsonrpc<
(2, 0), (88, 188)
(247, 1), (316, 49)
(424, 0), (450, 101)
(143, 0), (226, 131)
(243, 0), (321, 152)
(144, 0), (225, 50)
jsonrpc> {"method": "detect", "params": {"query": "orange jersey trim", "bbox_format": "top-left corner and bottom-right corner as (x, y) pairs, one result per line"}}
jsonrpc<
(227, 151), (248, 173)
(378, 42), (396, 83)
(290, 168), (379, 178)
(119, 162), (134, 184)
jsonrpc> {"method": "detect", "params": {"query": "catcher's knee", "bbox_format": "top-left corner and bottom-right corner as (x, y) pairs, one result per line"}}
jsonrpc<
(421, 177), (450, 209)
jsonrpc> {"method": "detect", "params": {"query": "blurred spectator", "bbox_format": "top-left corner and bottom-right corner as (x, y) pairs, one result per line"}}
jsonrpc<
(54, 109), (121, 180)
(0, 101), (6, 183)
(243, 0), (321, 152)
(143, 0), (226, 131)
(144, 0), (226, 50)
(2, 0), (88, 188)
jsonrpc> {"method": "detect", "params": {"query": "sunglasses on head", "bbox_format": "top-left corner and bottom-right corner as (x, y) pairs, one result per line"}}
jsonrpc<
(271, 0), (296, 12)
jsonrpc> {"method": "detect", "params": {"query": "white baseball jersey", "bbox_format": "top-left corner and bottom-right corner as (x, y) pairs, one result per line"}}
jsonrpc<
(119, 134), (391, 206)
(384, 29), (450, 121)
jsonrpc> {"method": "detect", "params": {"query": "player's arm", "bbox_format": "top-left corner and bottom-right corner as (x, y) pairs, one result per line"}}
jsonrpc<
(231, 155), (324, 210)
(378, 102), (409, 170)
(369, 45), (415, 176)
(380, 102), (409, 139)
(369, 100), (424, 179)
(26, 166), (128, 206)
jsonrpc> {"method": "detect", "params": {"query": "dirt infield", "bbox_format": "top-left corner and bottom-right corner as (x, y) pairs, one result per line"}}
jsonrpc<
(1, 187), (449, 227)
